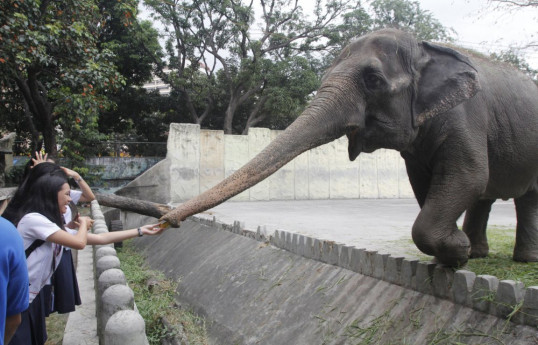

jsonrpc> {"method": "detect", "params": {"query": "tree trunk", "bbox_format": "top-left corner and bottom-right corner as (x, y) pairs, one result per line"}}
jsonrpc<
(95, 193), (172, 219)
(42, 121), (57, 157)
(223, 97), (239, 134)
(242, 94), (269, 134)
(17, 67), (58, 156)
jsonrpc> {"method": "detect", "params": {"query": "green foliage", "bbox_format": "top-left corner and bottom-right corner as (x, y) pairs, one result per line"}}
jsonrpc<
(98, 0), (161, 87)
(237, 56), (321, 132)
(117, 242), (209, 345)
(0, 0), (124, 163)
(1, 0), (458, 153)
(368, 0), (453, 41)
(97, 87), (171, 156)
(0, 0), (160, 166)
(144, 0), (354, 134)
(491, 49), (538, 82)
(4, 163), (26, 187)
(321, 0), (454, 65)
(142, 0), (455, 134)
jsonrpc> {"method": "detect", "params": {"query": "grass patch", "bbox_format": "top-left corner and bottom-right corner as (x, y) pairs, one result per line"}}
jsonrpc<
(117, 241), (209, 345)
(45, 313), (68, 345)
(464, 227), (538, 287)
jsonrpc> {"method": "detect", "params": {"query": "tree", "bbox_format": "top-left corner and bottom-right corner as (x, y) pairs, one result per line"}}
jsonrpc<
(95, 0), (164, 156)
(0, 0), (125, 161)
(143, 0), (355, 134)
(368, 0), (453, 41)
(490, 0), (538, 64)
(240, 56), (320, 133)
(98, 1), (162, 87)
(491, 49), (538, 83)
(318, 0), (453, 72)
(490, 0), (538, 7)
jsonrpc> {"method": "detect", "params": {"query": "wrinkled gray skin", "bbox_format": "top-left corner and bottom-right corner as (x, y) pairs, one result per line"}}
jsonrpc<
(163, 28), (538, 267)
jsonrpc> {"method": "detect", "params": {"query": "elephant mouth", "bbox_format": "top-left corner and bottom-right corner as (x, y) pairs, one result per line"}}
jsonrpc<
(346, 128), (362, 161)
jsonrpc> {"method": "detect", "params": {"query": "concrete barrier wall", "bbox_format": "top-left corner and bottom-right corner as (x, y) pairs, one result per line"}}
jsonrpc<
(167, 123), (414, 203)
(195, 216), (538, 328)
(85, 157), (163, 180)
(90, 201), (149, 345)
(125, 211), (538, 344)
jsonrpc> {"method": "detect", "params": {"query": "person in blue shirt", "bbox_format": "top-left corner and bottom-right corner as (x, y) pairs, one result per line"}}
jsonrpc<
(0, 216), (29, 345)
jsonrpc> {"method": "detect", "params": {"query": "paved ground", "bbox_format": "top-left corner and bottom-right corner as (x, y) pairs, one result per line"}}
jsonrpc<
(199, 198), (517, 259)
(62, 246), (98, 345)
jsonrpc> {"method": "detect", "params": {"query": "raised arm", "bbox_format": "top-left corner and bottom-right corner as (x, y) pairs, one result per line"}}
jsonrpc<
(61, 167), (95, 203)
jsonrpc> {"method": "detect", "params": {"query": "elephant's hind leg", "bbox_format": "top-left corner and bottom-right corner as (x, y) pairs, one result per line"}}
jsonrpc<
(513, 188), (538, 262)
(463, 199), (495, 258)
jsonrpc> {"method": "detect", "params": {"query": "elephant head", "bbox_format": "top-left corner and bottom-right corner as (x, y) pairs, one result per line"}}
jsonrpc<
(162, 28), (480, 232)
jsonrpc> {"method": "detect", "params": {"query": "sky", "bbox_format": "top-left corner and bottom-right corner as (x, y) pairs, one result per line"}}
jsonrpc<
(417, 0), (538, 68)
(140, 0), (538, 69)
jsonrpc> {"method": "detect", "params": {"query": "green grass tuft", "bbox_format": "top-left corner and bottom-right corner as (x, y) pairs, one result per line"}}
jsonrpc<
(464, 227), (538, 287)
(117, 241), (209, 345)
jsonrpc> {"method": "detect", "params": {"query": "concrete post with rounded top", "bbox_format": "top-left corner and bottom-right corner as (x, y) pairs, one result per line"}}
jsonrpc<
(105, 310), (148, 345)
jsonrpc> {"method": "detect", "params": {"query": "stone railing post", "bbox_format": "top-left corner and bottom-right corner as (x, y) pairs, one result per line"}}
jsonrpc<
(91, 200), (149, 345)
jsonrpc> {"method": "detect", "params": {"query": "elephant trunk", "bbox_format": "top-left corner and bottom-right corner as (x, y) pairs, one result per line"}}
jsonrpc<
(161, 107), (347, 227)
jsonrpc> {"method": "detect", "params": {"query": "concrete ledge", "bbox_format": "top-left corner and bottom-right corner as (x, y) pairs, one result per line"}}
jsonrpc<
(62, 245), (98, 344)
(130, 215), (538, 344)
(89, 201), (148, 345)
(204, 217), (538, 328)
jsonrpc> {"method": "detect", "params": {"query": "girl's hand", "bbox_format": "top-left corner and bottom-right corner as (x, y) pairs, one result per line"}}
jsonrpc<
(31, 151), (49, 167)
(60, 166), (80, 180)
(77, 216), (94, 229)
(140, 223), (166, 236)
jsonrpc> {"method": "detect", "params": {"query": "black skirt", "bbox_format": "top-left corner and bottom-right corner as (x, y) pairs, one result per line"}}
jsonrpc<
(8, 290), (47, 345)
(51, 248), (81, 314)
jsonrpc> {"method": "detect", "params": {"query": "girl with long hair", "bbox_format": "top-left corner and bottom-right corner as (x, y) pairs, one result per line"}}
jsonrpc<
(7, 166), (163, 345)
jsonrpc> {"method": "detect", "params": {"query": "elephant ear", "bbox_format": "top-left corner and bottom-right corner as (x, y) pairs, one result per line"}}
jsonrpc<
(413, 42), (481, 127)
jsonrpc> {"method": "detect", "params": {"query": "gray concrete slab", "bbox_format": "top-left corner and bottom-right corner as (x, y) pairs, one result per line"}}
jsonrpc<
(198, 198), (516, 259)
(62, 245), (99, 345)
(132, 217), (538, 345)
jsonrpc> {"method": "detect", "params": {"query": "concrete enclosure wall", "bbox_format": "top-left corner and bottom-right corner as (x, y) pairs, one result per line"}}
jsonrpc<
(125, 212), (538, 345)
(167, 123), (414, 203)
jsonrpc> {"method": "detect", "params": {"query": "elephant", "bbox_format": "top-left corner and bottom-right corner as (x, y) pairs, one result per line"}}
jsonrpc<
(162, 28), (538, 267)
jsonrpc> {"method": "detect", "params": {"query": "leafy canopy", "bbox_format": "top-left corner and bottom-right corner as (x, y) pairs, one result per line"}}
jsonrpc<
(0, 0), (124, 164)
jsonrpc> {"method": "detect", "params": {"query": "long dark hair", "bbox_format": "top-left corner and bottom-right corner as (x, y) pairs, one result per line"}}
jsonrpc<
(19, 173), (68, 229)
(6, 164), (68, 227)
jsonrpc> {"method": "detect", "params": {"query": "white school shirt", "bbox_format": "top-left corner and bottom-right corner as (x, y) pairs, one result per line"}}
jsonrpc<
(17, 213), (63, 303)
(62, 189), (82, 252)
(63, 189), (82, 224)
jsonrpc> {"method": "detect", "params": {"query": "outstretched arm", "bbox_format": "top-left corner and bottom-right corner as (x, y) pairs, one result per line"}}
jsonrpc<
(87, 223), (164, 245)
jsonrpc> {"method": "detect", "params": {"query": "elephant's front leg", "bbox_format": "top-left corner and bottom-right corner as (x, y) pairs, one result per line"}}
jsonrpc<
(410, 170), (486, 266)
(412, 202), (471, 266)
(513, 188), (538, 262)
(463, 199), (496, 258)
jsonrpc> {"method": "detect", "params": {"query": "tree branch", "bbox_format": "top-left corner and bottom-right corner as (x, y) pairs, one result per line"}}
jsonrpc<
(95, 193), (172, 219)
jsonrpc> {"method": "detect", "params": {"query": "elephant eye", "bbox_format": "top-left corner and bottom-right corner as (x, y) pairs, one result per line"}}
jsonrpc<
(363, 70), (385, 91)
